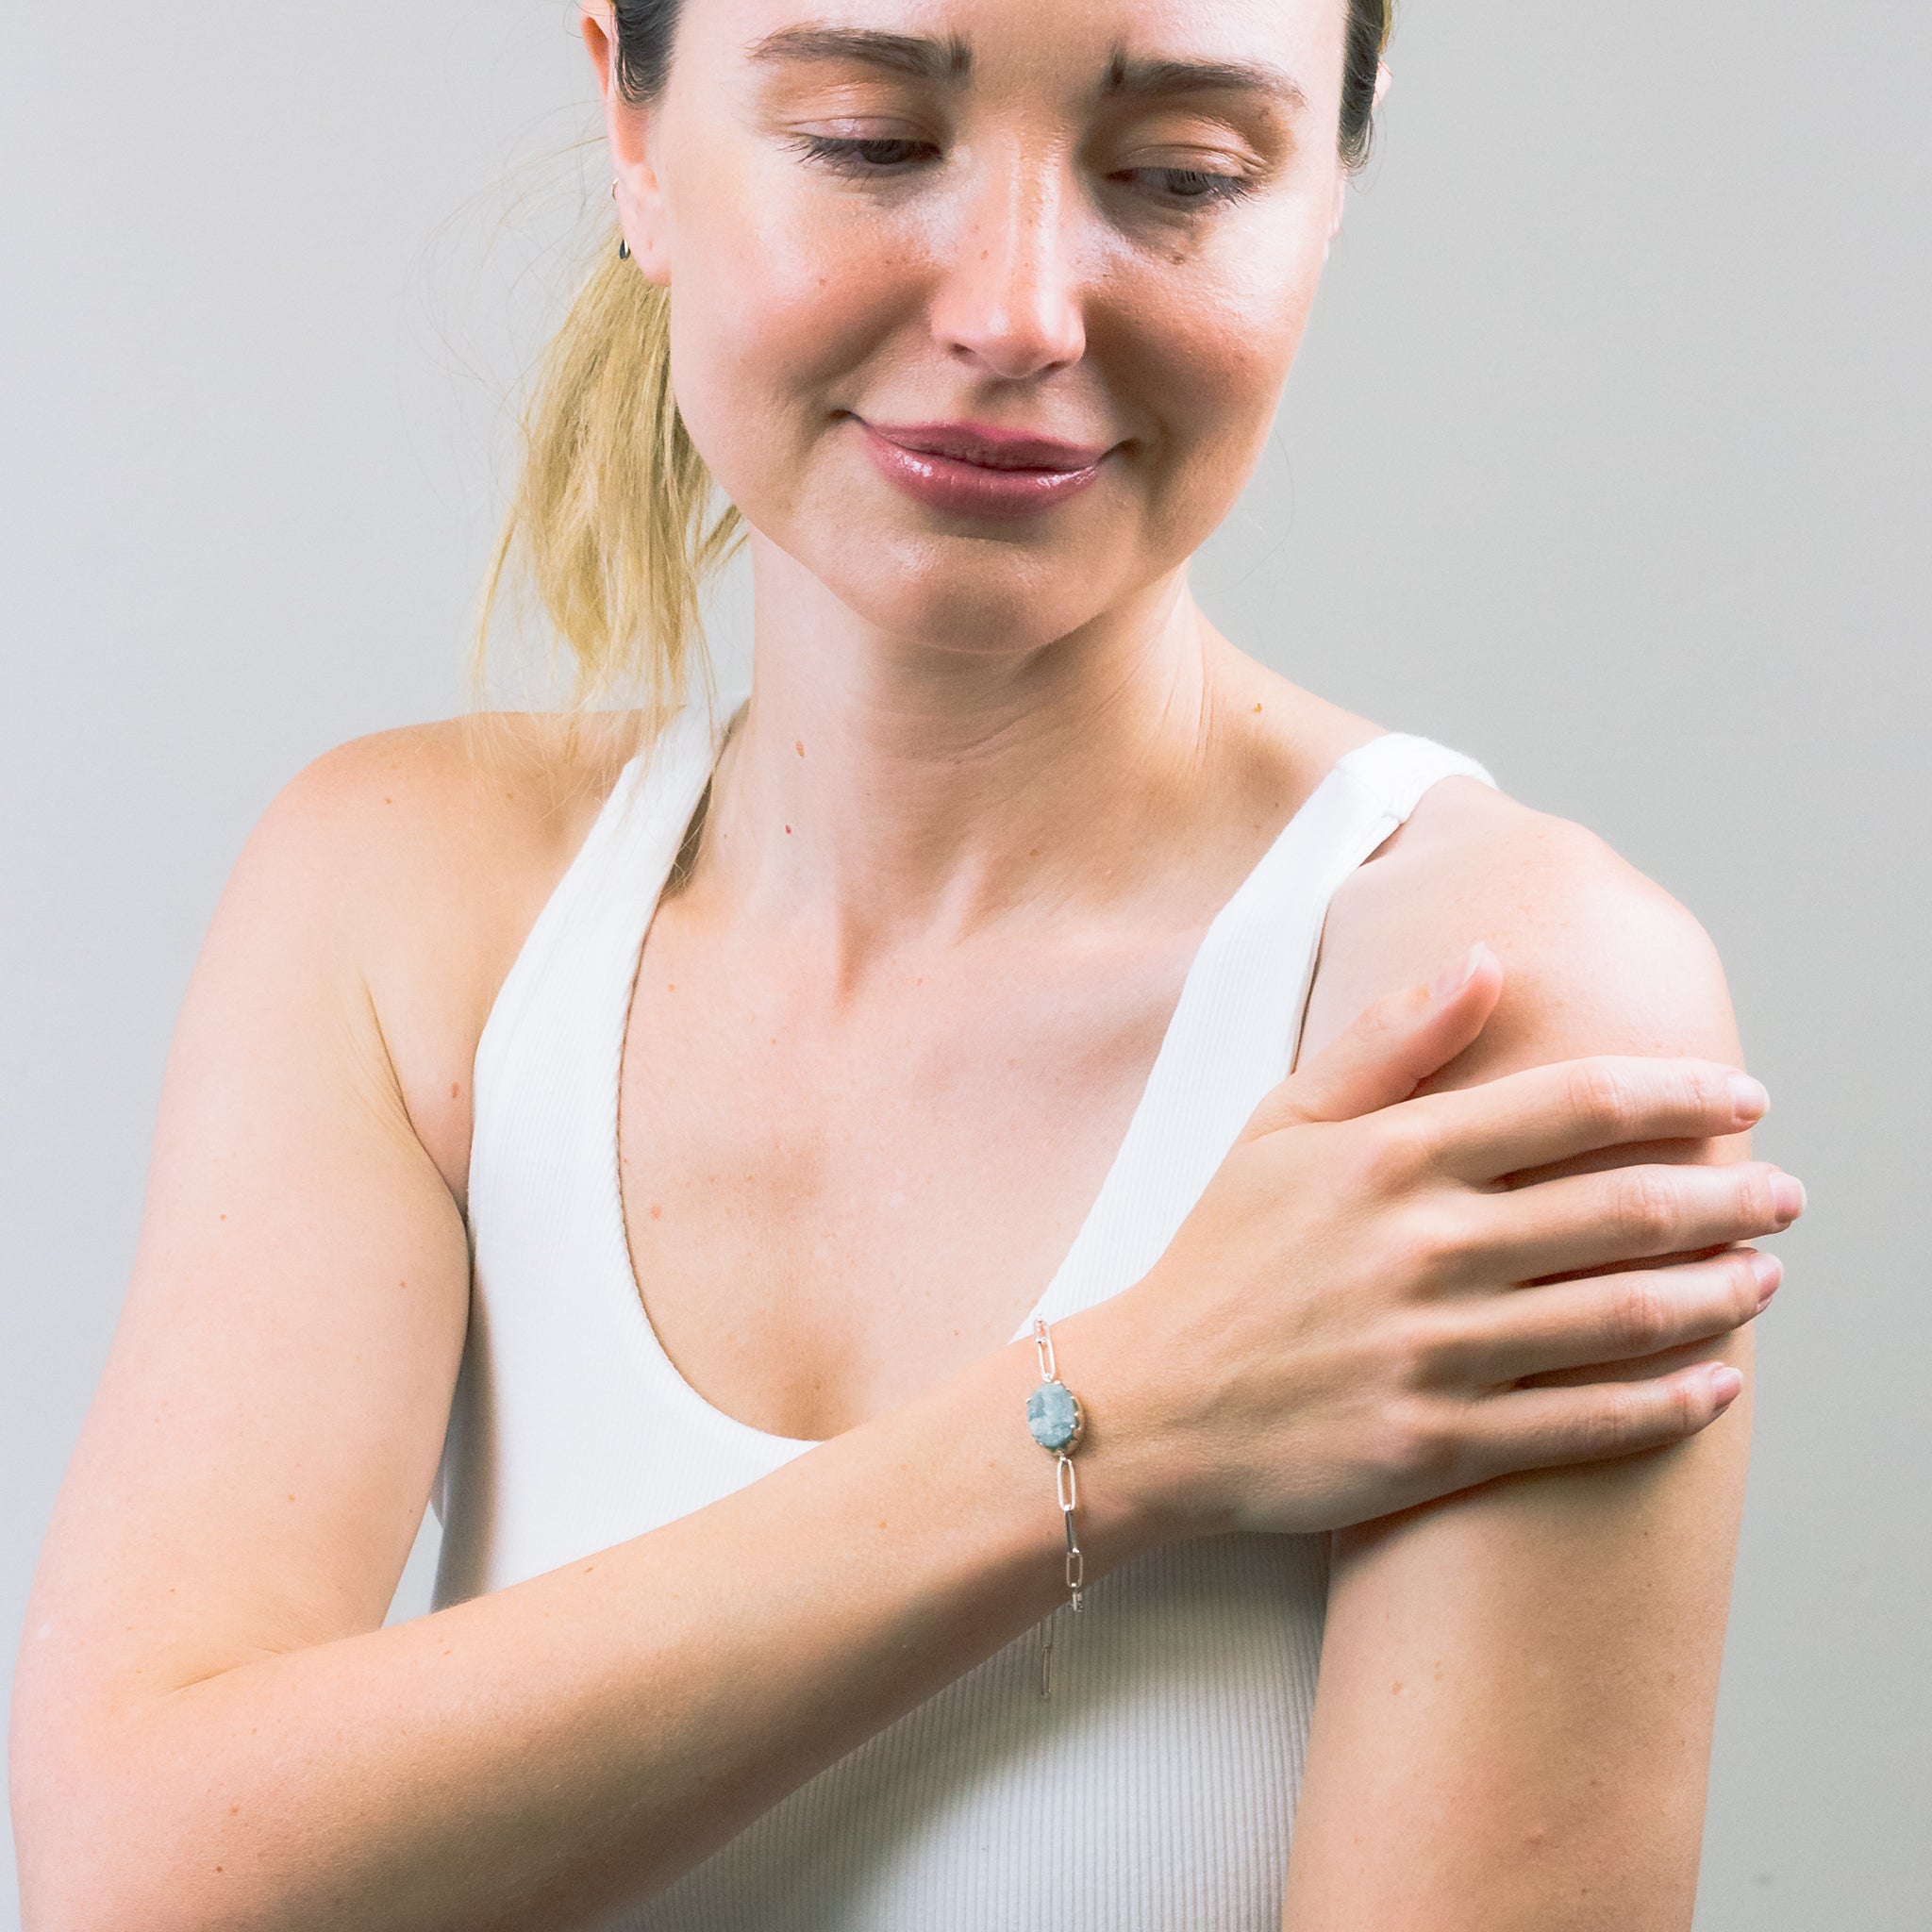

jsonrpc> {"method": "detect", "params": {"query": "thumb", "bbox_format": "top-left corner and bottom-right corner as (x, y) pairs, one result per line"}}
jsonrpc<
(1242, 942), (1503, 1139)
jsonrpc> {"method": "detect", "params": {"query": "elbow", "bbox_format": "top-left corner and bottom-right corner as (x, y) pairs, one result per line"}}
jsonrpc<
(11, 1712), (101, 1932)
(12, 1722), (265, 1932)
(14, 1792), (115, 1932)
(18, 1829), (262, 1932)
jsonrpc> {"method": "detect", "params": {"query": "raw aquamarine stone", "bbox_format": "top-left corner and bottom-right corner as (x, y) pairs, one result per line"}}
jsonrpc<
(1026, 1380), (1083, 1453)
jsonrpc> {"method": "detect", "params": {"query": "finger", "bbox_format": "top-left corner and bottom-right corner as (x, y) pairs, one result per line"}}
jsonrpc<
(1469, 1159), (1804, 1282)
(1462, 1357), (1746, 1482)
(1445, 1248), (1779, 1384)
(1402, 1054), (1770, 1181)
(1242, 942), (1502, 1141)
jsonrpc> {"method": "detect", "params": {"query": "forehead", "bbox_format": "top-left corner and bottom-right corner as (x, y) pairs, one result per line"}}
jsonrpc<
(685, 0), (1345, 95)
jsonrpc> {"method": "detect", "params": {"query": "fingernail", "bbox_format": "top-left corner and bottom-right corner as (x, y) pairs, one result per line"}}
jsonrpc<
(1770, 1174), (1807, 1223)
(1749, 1250), (1782, 1309)
(1727, 1074), (1769, 1124)
(1708, 1364), (1745, 1407)
(1428, 942), (1484, 1003)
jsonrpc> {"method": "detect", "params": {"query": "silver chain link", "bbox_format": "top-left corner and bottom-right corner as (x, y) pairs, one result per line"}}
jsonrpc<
(1032, 1318), (1085, 1698)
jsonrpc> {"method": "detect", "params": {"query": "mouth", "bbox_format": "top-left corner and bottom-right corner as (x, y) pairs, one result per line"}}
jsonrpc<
(864, 420), (1113, 472)
(849, 415), (1116, 520)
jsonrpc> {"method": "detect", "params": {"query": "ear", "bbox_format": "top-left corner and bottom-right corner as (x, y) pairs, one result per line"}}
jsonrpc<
(580, 0), (673, 285)
(1327, 60), (1391, 248)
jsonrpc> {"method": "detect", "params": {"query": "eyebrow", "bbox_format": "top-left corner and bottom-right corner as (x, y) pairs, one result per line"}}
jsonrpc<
(745, 25), (973, 83)
(743, 25), (1307, 116)
(1102, 50), (1309, 116)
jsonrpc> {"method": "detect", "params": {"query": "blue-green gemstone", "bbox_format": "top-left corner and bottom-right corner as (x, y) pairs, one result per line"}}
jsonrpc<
(1026, 1380), (1083, 1452)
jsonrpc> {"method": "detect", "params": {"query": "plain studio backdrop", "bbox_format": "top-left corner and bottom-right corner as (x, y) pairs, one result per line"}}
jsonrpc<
(3, 2), (1925, 1924)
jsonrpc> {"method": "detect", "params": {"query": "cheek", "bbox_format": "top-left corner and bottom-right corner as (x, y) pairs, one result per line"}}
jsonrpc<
(1108, 221), (1328, 524)
(661, 155), (908, 525)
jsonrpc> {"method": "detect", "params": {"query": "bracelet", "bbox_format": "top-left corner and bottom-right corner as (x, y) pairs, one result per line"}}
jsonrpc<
(1027, 1315), (1086, 1698)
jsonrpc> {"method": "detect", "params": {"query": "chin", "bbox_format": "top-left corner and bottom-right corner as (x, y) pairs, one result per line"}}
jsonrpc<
(801, 525), (1142, 657)
(739, 472), (1194, 659)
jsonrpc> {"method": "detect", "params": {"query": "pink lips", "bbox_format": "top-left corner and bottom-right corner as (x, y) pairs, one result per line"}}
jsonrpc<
(853, 416), (1114, 520)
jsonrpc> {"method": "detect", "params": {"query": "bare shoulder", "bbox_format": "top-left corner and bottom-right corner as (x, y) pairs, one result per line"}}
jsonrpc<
(269, 707), (640, 856)
(245, 708), (643, 1199)
(1305, 775), (1740, 1079)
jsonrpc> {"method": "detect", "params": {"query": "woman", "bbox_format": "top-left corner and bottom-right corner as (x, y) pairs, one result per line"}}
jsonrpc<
(10, 0), (1802, 1926)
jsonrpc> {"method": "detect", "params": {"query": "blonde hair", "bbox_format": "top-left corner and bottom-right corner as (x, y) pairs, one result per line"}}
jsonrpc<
(472, 234), (741, 750)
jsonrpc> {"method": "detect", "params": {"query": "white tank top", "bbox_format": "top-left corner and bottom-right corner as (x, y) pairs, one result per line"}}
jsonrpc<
(430, 695), (1495, 1930)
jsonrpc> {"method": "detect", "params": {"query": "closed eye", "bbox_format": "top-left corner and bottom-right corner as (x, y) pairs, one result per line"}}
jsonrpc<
(789, 133), (1263, 208)
(791, 132), (941, 174)
(1109, 163), (1257, 207)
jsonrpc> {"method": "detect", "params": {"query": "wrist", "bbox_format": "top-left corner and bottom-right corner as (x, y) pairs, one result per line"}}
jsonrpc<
(1028, 1302), (1191, 1560)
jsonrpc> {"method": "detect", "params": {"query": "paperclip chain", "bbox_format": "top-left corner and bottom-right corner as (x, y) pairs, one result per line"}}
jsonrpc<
(1030, 1316), (1085, 1699)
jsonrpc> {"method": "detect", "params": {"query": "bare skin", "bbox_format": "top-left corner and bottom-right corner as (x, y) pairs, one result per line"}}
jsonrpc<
(8, 0), (1799, 1927)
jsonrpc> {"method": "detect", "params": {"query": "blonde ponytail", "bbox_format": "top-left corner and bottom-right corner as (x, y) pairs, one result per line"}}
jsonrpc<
(473, 232), (742, 745)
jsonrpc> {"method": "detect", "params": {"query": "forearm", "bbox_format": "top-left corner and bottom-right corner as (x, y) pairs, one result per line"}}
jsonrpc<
(30, 1323), (1154, 1932)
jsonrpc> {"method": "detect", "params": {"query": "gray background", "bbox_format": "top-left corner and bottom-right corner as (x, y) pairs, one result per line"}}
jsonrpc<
(4, 1), (1925, 1924)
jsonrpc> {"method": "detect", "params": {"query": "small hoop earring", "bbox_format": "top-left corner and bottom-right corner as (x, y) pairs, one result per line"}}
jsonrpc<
(611, 179), (631, 260)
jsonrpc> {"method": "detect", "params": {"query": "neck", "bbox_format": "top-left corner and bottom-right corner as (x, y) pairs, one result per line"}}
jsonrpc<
(691, 538), (1283, 974)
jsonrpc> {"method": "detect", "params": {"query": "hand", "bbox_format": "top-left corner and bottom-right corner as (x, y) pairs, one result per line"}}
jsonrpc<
(1082, 943), (1800, 1540)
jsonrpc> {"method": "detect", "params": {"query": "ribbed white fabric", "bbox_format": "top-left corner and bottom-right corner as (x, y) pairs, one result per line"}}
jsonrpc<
(430, 697), (1496, 1930)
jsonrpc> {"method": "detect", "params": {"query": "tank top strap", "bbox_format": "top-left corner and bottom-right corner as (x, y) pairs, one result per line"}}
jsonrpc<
(457, 696), (738, 1426)
(1026, 729), (1497, 1329)
(469, 699), (736, 1143)
(1325, 730), (1497, 832)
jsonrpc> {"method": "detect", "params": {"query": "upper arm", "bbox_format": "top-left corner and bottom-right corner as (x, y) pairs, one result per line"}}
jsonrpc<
(1280, 789), (1757, 1932)
(11, 735), (477, 1799)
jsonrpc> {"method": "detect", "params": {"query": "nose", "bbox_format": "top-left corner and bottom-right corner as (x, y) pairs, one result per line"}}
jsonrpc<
(930, 144), (1086, 381)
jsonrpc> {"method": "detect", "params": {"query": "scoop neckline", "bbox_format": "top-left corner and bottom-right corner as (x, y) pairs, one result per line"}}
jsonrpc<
(598, 702), (1376, 1454)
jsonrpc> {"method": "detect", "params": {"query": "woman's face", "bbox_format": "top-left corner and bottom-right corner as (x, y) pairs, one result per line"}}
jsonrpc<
(594, 0), (1353, 654)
